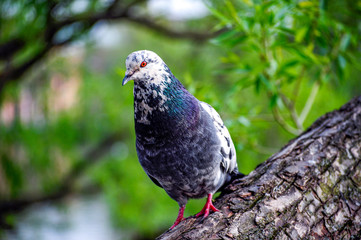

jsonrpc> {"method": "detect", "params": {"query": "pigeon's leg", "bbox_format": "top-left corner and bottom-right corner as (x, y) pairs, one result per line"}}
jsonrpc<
(170, 205), (185, 229)
(195, 193), (219, 218)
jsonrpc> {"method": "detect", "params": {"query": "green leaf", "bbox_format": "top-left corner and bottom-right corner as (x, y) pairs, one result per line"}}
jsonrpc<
(207, 5), (231, 25)
(211, 30), (238, 43)
(276, 27), (295, 36)
(338, 55), (347, 70)
(295, 27), (308, 43)
(340, 33), (351, 51)
(282, 60), (299, 69)
(259, 73), (272, 90)
(241, 0), (253, 6)
(269, 93), (279, 108)
(320, 0), (328, 10)
(255, 76), (261, 93)
(211, 30), (247, 47)
(225, 0), (242, 25)
(277, 60), (300, 77)
(298, 1), (315, 8)
(335, 55), (347, 80)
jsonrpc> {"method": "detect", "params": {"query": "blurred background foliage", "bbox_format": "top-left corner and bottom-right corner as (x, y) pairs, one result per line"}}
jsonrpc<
(0, 0), (360, 239)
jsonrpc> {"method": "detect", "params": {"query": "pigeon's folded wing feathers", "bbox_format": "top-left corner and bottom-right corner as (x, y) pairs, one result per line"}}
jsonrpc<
(199, 102), (238, 175)
(148, 174), (163, 188)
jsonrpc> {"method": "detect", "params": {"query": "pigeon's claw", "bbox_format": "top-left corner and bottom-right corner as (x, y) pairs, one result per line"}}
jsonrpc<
(170, 206), (185, 230)
(195, 193), (219, 218)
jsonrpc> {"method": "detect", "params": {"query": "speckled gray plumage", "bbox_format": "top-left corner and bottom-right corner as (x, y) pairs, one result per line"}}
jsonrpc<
(123, 50), (239, 217)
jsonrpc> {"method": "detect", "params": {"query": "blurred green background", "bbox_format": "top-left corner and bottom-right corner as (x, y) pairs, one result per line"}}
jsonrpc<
(0, 0), (360, 239)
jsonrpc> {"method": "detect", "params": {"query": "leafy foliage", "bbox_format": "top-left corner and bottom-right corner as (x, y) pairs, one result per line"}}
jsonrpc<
(207, 0), (360, 135)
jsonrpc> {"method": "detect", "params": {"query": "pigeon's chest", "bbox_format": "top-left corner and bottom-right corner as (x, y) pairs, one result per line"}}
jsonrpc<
(135, 109), (221, 178)
(133, 83), (170, 125)
(135, 124), (190, 163)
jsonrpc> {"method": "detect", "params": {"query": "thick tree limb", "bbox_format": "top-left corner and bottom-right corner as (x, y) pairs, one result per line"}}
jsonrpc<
(158, 95), (361, 239)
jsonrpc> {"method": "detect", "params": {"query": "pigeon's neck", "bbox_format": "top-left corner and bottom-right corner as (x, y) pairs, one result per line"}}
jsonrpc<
(133, 74), (199, 133)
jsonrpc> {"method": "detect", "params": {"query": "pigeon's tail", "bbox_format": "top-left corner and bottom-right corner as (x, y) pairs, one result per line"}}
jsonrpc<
(228, 168), (245, 184)
(229, 169), (245, 182)
(218, 168), (245, 193)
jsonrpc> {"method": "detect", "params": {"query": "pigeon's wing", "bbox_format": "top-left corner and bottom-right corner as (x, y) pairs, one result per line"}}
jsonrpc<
(199, 102), (238, 175)
(147, 174), (163, 188)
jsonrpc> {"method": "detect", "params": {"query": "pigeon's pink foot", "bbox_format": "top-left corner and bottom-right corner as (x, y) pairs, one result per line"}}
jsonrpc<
(170, 206), (185, 229)
(196, 193), (219, 218)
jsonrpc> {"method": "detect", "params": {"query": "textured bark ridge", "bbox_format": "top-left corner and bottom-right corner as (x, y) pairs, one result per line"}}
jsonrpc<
(157, 96), (361, 239)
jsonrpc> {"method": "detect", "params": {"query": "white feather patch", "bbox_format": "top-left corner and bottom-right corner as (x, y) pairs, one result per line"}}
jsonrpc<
(200, 102), (237, 174)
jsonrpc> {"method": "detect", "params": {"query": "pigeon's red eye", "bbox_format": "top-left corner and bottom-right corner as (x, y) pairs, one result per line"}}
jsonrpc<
(140, 61), (147, 68)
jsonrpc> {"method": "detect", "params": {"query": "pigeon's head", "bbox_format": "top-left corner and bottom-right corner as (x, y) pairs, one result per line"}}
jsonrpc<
(122, 50), (168, 86)
(123, 50), (197, 124)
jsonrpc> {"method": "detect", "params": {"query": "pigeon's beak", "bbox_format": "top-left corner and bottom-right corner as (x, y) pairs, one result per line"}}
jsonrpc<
(122, 74), (131, 86)
(122, 68), (138, 86)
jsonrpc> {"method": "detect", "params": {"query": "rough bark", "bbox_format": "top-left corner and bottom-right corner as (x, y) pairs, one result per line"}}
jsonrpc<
(158, 95), (361, 240)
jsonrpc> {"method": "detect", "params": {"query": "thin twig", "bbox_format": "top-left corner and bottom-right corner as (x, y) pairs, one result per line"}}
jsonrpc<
(299, 81), (320, 125)
(291, 66), (306, 103)
(272, 106), (301, 136)
(0, 132), (123, 217)
(279, 93), (303, 131)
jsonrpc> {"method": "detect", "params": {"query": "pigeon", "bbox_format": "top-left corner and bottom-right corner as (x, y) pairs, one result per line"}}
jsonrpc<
(122, 50), (240, 229)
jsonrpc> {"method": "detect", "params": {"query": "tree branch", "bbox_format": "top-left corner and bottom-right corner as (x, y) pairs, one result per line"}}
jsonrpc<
(0, 0), (221, 96)
(158, 95), (361, 239)
(124, 15), (224, 41)
(0, 132), (123, 227)
(0, 38), (25, 60)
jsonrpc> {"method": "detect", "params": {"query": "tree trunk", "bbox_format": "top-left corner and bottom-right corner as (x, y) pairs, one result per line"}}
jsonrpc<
(157, 95), (361, 240)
